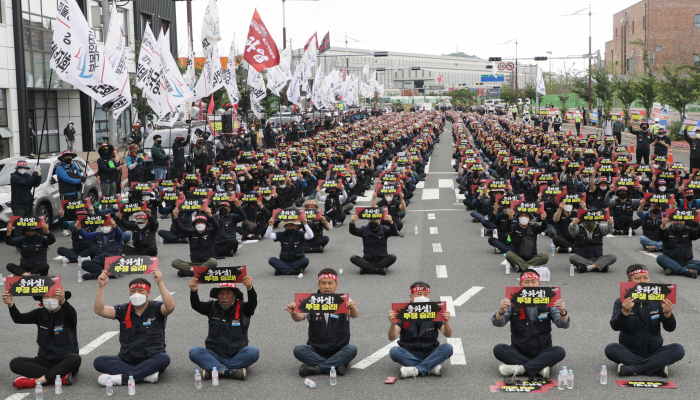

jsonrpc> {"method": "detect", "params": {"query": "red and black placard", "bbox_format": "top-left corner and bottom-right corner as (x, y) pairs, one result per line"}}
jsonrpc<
(562, 192), (586, 204)
(490, 380), (555, 393)
(157, 179), (177, 188)
(210, 191), (236, 204)
(488, 180), (509, 191)
(4, 275), (61, 297)
(496, 194), (524, 207)
(193, 265), (247, 284)
(620, 282), (676, 304)
(76, 214), (111, 227)
(9, 216), (45, 229)
(270, 173), (287, 183)
(613, 176), (638, 187)
(391, 302), (447, 322)
(160, 189), (181, 202)
(104, 256), (159, 275)
(272, 208), (302, 222)
(682, 179), (700, 190)
(218, 172), (234, 181)
(512, 201), (544, 215)
(357, 207), (388, 219)
(665, 208), (700, 222)
(576, 208), (610, 221)
(189, 187), (213, 199)
(506, 287), (561, 307)
(100, 194), (121, 205)
(61, 199), (91, 221)
(616, 380), (676, 389)
(320, 179), (340, 189)
(541, 185), (566, 197)
(377, 183), (400, 194)
(643, 193), (674, 205)
(294, 293), (350, 314)
(131, 182), (155, 192)
(237, 192), (261, 202)
(118, 201), (146, 213)
(303, 208), (323, 220)
(183, 173), (200, 184)
(175, 198), (209, 212)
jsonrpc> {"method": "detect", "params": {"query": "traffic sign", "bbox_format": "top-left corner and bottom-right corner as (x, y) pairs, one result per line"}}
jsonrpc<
(505, 62), (515, 71)
(497, 62), (506, 70)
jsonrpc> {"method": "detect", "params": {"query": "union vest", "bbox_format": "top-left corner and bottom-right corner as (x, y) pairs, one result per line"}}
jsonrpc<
(205, 300), (250, 358)
(509, 305), (552, 356)
(36, 307), (79, 362)
(307, 312), (350, 355)
(397, 320), (441, 354)
(573, 225), (604, 259)
(279, 230), (306, 262)
(117, 301), (166, 364)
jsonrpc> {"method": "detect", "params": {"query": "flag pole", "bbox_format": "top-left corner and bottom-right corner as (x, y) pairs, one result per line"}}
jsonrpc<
(32, 70), (54, 200)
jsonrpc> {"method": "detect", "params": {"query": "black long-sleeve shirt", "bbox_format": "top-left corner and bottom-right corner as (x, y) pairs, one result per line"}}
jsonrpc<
(190, 287), (257, 317)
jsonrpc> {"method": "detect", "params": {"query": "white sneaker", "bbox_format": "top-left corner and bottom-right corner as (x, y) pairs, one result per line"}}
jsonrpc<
(399, 366), (419, 378)
(97, 374), (122, 386)
(498, 363), (524, 376)
(61, 229), (71, 237)
(539, 366), (550, 379)
(428, 363), (443, 376)
(143, 371), (159, 383)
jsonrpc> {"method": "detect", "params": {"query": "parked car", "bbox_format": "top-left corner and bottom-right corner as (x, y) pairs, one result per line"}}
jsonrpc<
(0, 156), (101, 232)
(141, 124), (207, 181)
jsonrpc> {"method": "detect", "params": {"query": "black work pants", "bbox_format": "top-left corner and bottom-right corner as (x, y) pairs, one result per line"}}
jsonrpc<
(215, 240), (239, 257)
(614, 219), (642, 232)
(350, 255), (396, 273)
(236, 225), (266, 239)
(690, 158), (700, 172)
(552, 236), (574, 250)
(7, 262), (49, 276)
(636, 151), (650, 165)
(493, 344), (566, 379)
(10, 354), (82, 380)
(605, 343), (685, 375)
(122, 245), (158, 256)
(488, 237), (512, 253)
(158, 230), (186, 243)
(57, 246), (96, 263)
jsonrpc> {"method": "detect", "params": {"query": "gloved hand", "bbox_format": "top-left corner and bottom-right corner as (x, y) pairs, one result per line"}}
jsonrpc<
(34, 165), (41, 176)
(80, 175), (87, 183)
(137, 157), (143, 164)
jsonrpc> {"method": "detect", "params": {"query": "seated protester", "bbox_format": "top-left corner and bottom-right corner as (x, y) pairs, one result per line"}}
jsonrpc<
(492, 270), (569, 380)
(5, 221), (55, 276)
(655, 215), (700, 278)
(604, 265), (685, 377)
(372, 191), (406, 232)
(638, 199), (664, 252)
(504, 210), (550, 272)
(303, 200), (330, 253)
(170, 208), (219, 277)
(76, 218), (123, 280)
(236, 196), (271, 241)
(157, 205), (193, 244)
(276, 176), (305, 208)
(542, 192), (559, 237)
(93, 270), (175, 387)
(588, 176), (610, 209)
(573, 172), (592, 194)
(285, 269), (358, 377)
(115, 210), (158, 257)
(337, 173), (358, 212)
(57, 208), (97, 263)
(301, 170), (318, 199)
(568, 213), (617, 273)
(265, 214), (314, 275)
(261, 191), (282, 214)
(606, 186), (642, 234)
(213, 200), (245, 258)
(387, 282), (453, 378)
(485, 202), (513, 254)
(469, 185), (494, 223)
(317, 185), (349, 226)
(552, 200), (578, 253)
(188, 277), (258, 381)
(3, 287), (80, 389)
(675, 188), (700, 228)
(349, 213), (399, 275)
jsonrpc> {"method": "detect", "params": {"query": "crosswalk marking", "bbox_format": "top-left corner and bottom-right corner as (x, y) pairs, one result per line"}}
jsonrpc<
(454, 286), (484, 306)
(79, 331), (119, 355)
(428, 213), (436, 219)
(438, 179), (453, 188)
(436, 265), (448, 278)
(351, 340), (399, 369)
(447, 338), (466, 365)
(416, 181), (425, 189)
(432, 243), (443, 252)
(430, 227), (438, 234)
(5, 394), (29, 400)
(421, 188), (440, 200)
(440, 296), (456, 317)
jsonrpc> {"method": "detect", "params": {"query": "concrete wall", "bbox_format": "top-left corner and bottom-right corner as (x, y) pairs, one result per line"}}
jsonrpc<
(0, 0), (20, 155)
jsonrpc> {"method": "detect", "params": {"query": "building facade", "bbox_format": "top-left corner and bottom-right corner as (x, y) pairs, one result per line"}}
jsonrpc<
(604, 0), (700, 75)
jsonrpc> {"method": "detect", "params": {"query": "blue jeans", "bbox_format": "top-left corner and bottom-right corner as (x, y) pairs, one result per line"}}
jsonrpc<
(389, 344), (453, 376)
(293, 344), (357, 374)
(94, 353), (170, 383)
(640, 236), (663, 251)
(656, 255), (700, 275)
(268, 257), (309, 274)
(470, 210), (485, 222)
(154, 168), (167, 182)
(188, 346), (259, 373)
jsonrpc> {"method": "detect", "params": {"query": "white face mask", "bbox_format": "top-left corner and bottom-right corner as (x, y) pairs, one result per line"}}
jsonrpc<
(582, 177), (590, 183)
(136, 222), (148, 229)
(130, 293), (147, 307)
(43, 298), (60, 311)
(102, 226), (112, 234)
(412, 296), (429, 303)
(321, 160), (328, 165)
(385, 196), (394, 203)
(195, 223), (206, 232)
(142, 196), (151, 202)
(518, 217), (530, 226)
(17, 168), (29, 174)
(264, 195), (272, 201)
(279, 184), (286, 189)
(238, 176), (245, 182)
(659, 186), (666, 192)
(564, 204), (573, 213)
(292, 176), (298, 181)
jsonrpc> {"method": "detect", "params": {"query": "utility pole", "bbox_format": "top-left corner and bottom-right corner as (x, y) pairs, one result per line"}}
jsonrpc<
(101, 0), (117, 146)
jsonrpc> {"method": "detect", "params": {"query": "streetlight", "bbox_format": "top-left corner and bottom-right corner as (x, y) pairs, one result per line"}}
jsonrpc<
(499, 38), (518, 101)
(563, 5), (593, 115)
(345, 34), (362, 69)
(281, 0), (319, 49)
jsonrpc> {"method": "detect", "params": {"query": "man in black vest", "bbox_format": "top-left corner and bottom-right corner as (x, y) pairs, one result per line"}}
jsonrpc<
(5, 222), (55, 276)
(388, 282), (453, 378)
(188, 278), (258, 380)
(372, 191), (407, 232)
(655, 216), (700, 278)
(349, 212), (399, 275)
(116, 210), (158, 256)
(97, 144), (121, 196)
(76, 218), (124, 280)
(93, 270), (175, 387)
(286, 269), (358, 377)
(504, 210), (550, 272)
(568, 213), (617, 273)
(213, 200), (245, 258)
(9, 160), (41, 237)
(303, 200), (330, 253)
(235, 197), (271, 241)
(4, 286), (80, 389)
(317, 185), (348, 226)
(606, 186), (642, 234)
(171, 208), (219, 277)
(56, 151), (85, 201)
(605, 265), (684, 377)
(492, 270), (569, 379)
(632, 122), (652, 165)
(265, 214), (314, 275)
(171, 133), (190, 183)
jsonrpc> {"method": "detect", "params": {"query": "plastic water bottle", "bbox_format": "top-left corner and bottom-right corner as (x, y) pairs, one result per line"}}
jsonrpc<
(128, 376), (135, 395)
(628, 227), (632, 237)
(55, 375), (62, 394)
(35, 382), (43, 400)
(557, 370), (565, 390)
(0, 273), (4, 287)
(562, 366), (568, 381)
(78, 269), (82, 283)
(330, 366), (337, 385)
(62, 256), (67, 267)
(504, 254), (510, 274)
(298, 273), (304, 279)
(570, 263), (575, 277)
(212, 368), (219, 386)
(567, 369), (574, 389)
(194, 370), (202, 389)
(106, 376), (113, 396)
(550, 242), (555, 257)
(600, 365), (607, 385)
(304, 378), (316, 388)
(78, 256), (83, 267)
(494, 230), (498, 239)
(480, 227), (484, 237)
(159, 236), (164, 247)
(338, 269), (343, 275)
(415, 225), (419, 235)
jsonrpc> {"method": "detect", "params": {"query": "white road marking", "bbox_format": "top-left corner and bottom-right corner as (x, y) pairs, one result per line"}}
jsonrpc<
(455, 189), (465, 200)
(454, 286), (484, 306)
(430, 227), (439, 234)
(432, 243), (443, 252)
(154, 291), (176, 302)
(436, 265), (448, 278)
(640, 251), (659, 258)
(447, 338), (466, 365)
(355, 195), (373, 203)
(451, 159), (456, 166)
(424, 162), (430, 174)
(416, 181), (425, 189)
(407, 208), (463, 213)
(351, 340), (399, 369)
(428, 213), (436, 219)
(79, 331), (119, 355)
(500, 259), (509, 265)
(421, 188), (440, 200)
(438, 179), (453, 188)
(606, 234), (615, 238)
(5, 395), (29, 400)
(440, 296), (456, 317)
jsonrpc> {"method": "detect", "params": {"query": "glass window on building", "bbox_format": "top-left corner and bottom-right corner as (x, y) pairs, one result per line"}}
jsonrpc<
(141, 12), (152, 34)
(94, 100), (132, 145)
(0, 89), (7, 128)
(23, 0), (65, 89)
(27, 90), (60, 154)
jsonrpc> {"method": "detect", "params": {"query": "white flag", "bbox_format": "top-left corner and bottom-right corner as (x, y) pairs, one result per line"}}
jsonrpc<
(200, 0), (221, 56)
(223, 36), (240, 105)
(186, 26), (196, 89)
(362, 63), (370, 77)
(159, 28), (193, 106)
(312, 64), (326, 110)
(50, 0), (120, 104)
(360, 81), (373, 98)
(251, 92), (265, 119)
(247, 66), (266, 103)
(135, 22), (157, 90)
(194, 44), (225, 101)
(492, 62), (498, 80)
(536, 64), (546, 96)
(266, 47), (291, 95)
(105, 1), (130, 119)
(378, 84), (384, 98)
(286, 57), (304, 108)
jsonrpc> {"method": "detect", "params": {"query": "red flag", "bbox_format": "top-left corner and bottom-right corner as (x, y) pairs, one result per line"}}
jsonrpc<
(243, 10), (280, 72)
(318, 32), (330, 53)
(199, 99), (203, 121)
(207, 94), (217, 135)
(304, 32), (318, 52)
(437, 75), (442, 84)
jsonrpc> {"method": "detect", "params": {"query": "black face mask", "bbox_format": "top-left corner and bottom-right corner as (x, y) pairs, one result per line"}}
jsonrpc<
(368, 221), (380, 230)
(548, 198), (557, 205)
(618, 193), (627, 199)
(156, 140), (162, 145)
(219, 208), (229, 215)
(687, 196), (694, 201)
(651, 208), (661, 215)
(64, 158), (72, 164)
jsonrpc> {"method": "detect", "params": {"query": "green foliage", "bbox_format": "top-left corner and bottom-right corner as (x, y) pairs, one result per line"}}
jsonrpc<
(570, 73), (590, 109)
(593, 64), (614, 119)
(656, 64), (700, 121)
(523, 86), (536, 105)
(613, 76), (638, 127)
(447, 88), (476, 106)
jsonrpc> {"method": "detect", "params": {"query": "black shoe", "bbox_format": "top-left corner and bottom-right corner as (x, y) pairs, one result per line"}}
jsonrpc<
(654, 366), (669, 378)
(227, 251), (235, 257)
(215, 256), (226, 260)
(335, 221), (343, 226)
(556, 246), (569, 254)
(375, 267), (386, 275)
(360, 269), (367, 275)
(632, 230), (636, 236)
(472, 217), (479, 223)
(685, 270), (697, 279)
(613, 230), (623, 235)
(291, 269), (302, 275)
(336, 363), (347, 376)
(225, 368), (247, 380)
(485, 229), (493, 237)
(201, 369), (211, 380)
(298, 364), (321, 377)
(177, 270), (194, 277)
(82, 273), (99, 280)
(178, 238), (189, 244)
(617, 364), (637, 377)
(577, 264), (588, 273)
(274, 270), (283, 276)
(494, 248), (500, 254)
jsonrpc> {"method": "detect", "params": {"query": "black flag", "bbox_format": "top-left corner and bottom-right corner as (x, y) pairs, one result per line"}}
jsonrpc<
(319, 32), (330, 53)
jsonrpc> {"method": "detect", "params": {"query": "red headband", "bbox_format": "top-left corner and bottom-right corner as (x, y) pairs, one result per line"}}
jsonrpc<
(318, 273), (337, 282)
(520, 272), (540, 282)
(411, 286), (430, 294)
(627, 268), (649, 277)
(129, 282), (151, 291)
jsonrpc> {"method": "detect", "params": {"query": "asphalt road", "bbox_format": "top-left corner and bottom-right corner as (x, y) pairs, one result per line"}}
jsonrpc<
(0, 122), (698, 399)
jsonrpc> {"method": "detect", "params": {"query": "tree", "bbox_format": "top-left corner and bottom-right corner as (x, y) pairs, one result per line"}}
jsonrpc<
(630, 39), (658, 120)
(446, 88), (476, 107)
(593, 63), (615, 119)
(523, 86), (536, 105)
(570, 71), (590, 109)
(613, 76), (638, 127)
(549, 69), (573, 120)
(499, 85), (517, 109)
(656, 64), (699, 122)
